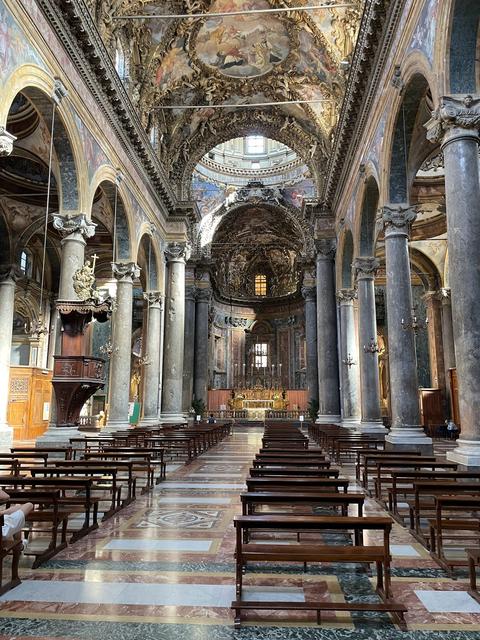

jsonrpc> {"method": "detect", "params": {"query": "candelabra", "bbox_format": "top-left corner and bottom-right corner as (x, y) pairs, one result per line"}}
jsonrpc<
(342, 353), (356, 367)
(99, 339), (118, 359)
(363, 338), (381, 354)
(401, 307), (428, 335)
(24, 315), (49, 340)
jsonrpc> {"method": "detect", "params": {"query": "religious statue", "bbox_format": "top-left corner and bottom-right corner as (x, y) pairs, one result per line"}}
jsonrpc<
(72, 256), (100, 301)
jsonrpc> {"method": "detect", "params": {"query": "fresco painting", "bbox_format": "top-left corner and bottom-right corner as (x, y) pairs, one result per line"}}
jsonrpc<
(282, 179), (316, 209)
(195, 0), (290, 78)
(409, 0), (439, 62)
(0, 0), (43, 84)
(192, 172), (229, 216)
(74, 114), (110, 183)
(156, 36), (194, 88)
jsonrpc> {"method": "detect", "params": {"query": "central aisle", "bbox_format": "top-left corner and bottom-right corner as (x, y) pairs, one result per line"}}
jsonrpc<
(0, 427), (479, 639)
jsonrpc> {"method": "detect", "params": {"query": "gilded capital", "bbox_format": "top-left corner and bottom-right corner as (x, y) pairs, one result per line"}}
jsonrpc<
(301, 286), (316, 301)
(143, 291), (164, 308)
(0, 126), (16, 157)
(353, 257), (380, 280)
(380, 204), (417, 236)
(425, 95), (480, 143)
(337, 288), (357, 303)
(53, 213), (96, 239)
(315, 238), (336, 260)
(165, 241), (191, 263)
(112, 261), (140, 282)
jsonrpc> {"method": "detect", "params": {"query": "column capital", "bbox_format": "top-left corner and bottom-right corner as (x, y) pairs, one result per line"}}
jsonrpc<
(112, 261), (140, 282)
(380, 204), (417, 237)
(425, 95), (480, 145)
(0, 126), (16, 157)
(165, 241), (191, 263)
(353, 256), (380, 281)
(315, 238), (336, 260)
(185, 285), (197, 302)
(337, 288), (357, 303)
(301, 285), (316, 301)
(53, 213), (96, 239)
(0, 264), (22, 284)
(434, 287), (451, 303)
(143, 291), (164, 309)
(195, 286), (212, 303)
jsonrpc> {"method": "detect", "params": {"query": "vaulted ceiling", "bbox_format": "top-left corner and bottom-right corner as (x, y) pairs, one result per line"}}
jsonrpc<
(89, 0), (362, 191)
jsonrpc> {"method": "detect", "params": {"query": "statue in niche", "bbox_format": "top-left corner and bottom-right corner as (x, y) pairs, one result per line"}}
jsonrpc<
(72, 258), (100, 301)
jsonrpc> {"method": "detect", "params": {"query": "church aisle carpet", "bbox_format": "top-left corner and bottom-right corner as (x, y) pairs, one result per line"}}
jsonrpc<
(1, 428), (479, 639)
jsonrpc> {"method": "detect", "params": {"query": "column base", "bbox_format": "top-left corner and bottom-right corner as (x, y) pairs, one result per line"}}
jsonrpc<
(103, 419), (131, 433)
(385, 427), (432, 453)
(340, 418), (361, 429)
(0, 424), (13, 451)
(356, 421), (388, 434)
(159, 413), (187, 425)
(446, 439), (480, 467)
(139, 416), (161, 427)
(36, 425), (83, 448)
(316, 414), (341, 424)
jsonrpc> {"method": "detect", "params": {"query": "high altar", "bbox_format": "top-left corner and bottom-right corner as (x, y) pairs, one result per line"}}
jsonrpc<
(229, 387), (289, 421)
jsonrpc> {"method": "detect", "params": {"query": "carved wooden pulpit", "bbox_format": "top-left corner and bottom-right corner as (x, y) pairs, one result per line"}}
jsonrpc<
(52, 299), (111, 428)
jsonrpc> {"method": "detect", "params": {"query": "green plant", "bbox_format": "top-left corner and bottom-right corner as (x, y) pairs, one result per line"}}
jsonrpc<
(307, 398), (319, 423)
(191, 398), (206, 417)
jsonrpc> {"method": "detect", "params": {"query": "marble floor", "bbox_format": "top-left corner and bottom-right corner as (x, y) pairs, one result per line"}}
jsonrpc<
(0, 428), (479, 639)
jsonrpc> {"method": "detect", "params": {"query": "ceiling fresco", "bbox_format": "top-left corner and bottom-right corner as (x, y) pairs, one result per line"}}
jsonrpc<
(91, 0), (363, 189)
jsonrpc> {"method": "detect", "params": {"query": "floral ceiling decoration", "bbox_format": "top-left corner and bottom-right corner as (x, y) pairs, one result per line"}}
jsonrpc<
(88, 0), (362, 194)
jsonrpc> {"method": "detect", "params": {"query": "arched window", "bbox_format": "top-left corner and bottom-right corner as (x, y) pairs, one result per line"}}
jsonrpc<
(254, 274), (267, 296)
(19, 249), (33, 278)
(254, 342), (268, 369)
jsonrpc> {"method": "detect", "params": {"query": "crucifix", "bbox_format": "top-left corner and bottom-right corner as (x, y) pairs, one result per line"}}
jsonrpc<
(91, 253), (98, 273)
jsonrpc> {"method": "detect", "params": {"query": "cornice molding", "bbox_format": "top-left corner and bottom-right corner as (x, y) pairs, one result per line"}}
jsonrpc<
(322, 0), (407, 209)
(37, 0), (178, 216)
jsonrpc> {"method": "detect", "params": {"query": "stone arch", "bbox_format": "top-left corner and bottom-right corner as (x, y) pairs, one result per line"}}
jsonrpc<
(136, 230), (161, 291)
(338, 229), (354, 289)
(357, 175), (380, 257)
(177, 117), (326, 200)
(89, 171), (134, 263)
(2, 66), (86, 213)
(409, 247), (442, 290)
(448, 0), (480, 93)
(386, 72), (436, 203)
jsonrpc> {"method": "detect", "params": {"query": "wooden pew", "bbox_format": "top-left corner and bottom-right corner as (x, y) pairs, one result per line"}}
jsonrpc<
(89, 447), (166, 482)
(11, 447), (73, 460)
(409, 481), (480, 546)
(466, 548), (480, 603)
(231, 514), (406, 628)
(2, 477), (99, 541)
(0, 507), (22, 594)
(248, 467), (339, 478)
(246, 477), (349, 493)
(373, 460), (457, 500)
(252, 458), (330, 470)
(359, 452), (434, 488)
(355, 449), (420, 482)
(428, 495), (480, 574)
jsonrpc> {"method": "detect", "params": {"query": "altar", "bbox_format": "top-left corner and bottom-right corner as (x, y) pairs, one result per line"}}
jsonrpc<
(229, 388), (288, 420)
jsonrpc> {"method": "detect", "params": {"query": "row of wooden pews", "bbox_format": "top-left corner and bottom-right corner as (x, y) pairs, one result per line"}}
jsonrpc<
(0, 420), (232, 592)
(349, 438), (480, 602)
(231, 422), (407, 628)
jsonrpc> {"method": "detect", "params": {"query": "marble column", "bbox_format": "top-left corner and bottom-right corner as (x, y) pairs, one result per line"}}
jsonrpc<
(337, 289), (361, 425)
(141, 291), (163, 425)
(182, 285), (196, 413)
(353, 257), (386, 432)
(301, 286), (319, 404)
(437, 288), (456, 411)
(162, 242), (190, 422)
(381, 205), (431, 446)
(53, 214), (96, 300)
(194, 287), (212, 408)
(426, 95), (480, 464)
(0, 266), (21, 448)
(315, 239), (341, 423)
(37, 214), (97, 446)
(105, 262), (140, 431)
